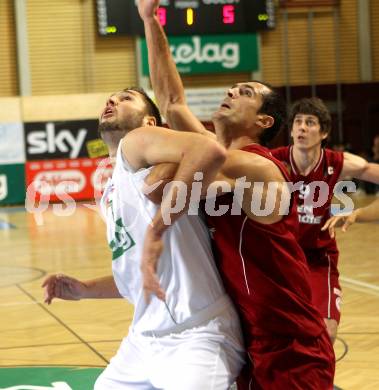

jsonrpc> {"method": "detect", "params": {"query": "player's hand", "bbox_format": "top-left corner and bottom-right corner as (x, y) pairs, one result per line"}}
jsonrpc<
(321, 211), (358, 238)
(137, 0), (160, 21)
(42, 274), (87, 304)
(141, 225), (166, 303)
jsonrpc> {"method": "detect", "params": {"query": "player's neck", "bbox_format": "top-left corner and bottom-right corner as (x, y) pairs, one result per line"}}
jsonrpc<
(292, 145), (322, 175)
(219, 134), (259, 150)
(215, 124), (259, 150)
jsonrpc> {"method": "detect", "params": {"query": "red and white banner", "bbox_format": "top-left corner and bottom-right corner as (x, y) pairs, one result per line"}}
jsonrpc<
(25, 158), (113, 202)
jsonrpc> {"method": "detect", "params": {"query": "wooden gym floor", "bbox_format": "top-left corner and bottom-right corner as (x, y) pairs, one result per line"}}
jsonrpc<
(0, 196), (378, 389)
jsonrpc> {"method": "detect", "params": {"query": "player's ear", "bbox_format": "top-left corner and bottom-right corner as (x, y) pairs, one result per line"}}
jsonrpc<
(256, 114), (274, 129)
(143, 115), (156, 127)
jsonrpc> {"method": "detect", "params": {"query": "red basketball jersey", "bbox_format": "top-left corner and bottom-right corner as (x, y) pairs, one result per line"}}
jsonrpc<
(271, 146), (344, 253)
(204, 144), (326, 343)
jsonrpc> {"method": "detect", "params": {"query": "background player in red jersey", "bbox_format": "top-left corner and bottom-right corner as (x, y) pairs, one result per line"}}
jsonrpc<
(271, 97), (379, 345)
(137, 1), (335, 389)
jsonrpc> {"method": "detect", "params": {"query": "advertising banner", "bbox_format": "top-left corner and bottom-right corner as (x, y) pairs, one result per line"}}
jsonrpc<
(25, 158), (113, 202)
(24, 120), (107, 161)
(0, 164), (26, 205)
(0, 123), (25, 164)
(140, 34), (259, 75)
(184, 88), (228, 121)
(145, 87), (226, 122)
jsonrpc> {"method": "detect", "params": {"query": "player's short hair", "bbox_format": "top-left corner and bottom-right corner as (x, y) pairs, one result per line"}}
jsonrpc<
(254, 81), (287, 146)
(289, 97), (331, 147)
(124, 87), (163, 127)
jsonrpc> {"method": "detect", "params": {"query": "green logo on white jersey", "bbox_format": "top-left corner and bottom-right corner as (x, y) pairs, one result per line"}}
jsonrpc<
(109, 218), (135, 260)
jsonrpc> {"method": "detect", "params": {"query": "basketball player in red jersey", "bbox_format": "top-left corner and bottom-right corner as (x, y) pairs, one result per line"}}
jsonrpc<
(271, 97), (379, 345)
(137, 1), (335, 388)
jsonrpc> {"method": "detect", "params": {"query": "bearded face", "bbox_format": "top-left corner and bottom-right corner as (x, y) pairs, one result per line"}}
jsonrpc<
(98, 90), (149, 146)
(98, 111), (145, 138)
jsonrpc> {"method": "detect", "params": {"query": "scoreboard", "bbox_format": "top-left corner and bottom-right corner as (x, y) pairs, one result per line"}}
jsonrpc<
(97, 0), (275, 36)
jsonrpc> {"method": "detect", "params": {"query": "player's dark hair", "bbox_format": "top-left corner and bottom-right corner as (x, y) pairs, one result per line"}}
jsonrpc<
(289, 97), (331, 147)
(124, 87), (163, 127)
(254, 81), (287, 146)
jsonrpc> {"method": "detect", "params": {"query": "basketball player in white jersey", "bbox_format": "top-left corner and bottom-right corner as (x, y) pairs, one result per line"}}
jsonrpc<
(42, 87), (244, 390)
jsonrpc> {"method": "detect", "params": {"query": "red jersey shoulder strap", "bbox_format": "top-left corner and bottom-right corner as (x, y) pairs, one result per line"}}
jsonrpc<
(270, 146), (290, 162)
(323, 148), (344, 178)
(241, 144), (292, 182)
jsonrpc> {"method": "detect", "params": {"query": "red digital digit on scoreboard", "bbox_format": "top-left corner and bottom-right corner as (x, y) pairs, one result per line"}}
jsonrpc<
(157, 7), (167, 27)
(223, 5), (235, 25)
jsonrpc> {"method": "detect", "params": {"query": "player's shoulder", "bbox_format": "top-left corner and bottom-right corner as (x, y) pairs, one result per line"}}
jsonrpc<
(323, 148), (344, 171)
(227, 148), (273, 166)
(224, 149), (284, 182)
(270, 145), (290, 162)
(271, 145), (290, 154)
(324, 147), (343, 161)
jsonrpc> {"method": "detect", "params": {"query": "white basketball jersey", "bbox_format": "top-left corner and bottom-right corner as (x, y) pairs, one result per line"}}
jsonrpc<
(100, 144), (226, 334)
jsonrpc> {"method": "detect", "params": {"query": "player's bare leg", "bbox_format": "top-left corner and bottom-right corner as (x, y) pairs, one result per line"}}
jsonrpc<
(324, 318), (338, 344)
(324, 318), (343, 390)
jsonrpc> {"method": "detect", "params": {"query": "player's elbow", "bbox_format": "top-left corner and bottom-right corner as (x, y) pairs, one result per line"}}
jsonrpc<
(144, 177), (177, 205)
(143, 185), (165, 204)
(143, 177), (166, 204)
(143, 163), (178, 204)
(359, 162), (379, 183)
(203, 139), (227, 166)
(366, 162), (379, 184)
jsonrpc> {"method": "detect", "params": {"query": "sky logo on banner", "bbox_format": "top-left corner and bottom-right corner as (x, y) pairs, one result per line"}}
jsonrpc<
(25, 120), (99, 161)
(27, 123), (87, 159)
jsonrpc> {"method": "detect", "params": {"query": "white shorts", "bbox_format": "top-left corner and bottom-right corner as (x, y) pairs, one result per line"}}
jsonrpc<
(94, 303), (244, 390)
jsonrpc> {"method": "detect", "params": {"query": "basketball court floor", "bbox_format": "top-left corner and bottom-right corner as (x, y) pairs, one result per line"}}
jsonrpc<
(0, 196), (378, 389)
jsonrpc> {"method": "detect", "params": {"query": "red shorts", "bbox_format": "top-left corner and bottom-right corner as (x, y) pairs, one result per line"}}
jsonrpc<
(307, 250), (342, 323)
(237, 329), (335, 390)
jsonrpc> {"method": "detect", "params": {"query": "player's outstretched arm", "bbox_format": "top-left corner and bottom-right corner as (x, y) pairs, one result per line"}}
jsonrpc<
(144, 149), (290, 214)
(137, 0), (214, 138)
(341, 152), (379, 183)
(322, 198), (379, 238)
(42, 274), (122, 304)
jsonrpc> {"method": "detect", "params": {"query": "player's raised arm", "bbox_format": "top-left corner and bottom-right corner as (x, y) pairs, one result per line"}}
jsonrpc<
(137, 0), (214, 138)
